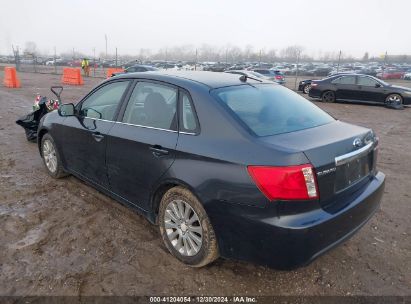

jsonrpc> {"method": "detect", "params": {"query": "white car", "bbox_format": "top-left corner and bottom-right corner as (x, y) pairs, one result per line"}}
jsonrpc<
(46, 58), (63, 66)
(403, 72), (411, 80)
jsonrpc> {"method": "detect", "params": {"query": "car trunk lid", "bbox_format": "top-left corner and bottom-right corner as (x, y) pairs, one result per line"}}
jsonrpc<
(259, 121), (378, 211)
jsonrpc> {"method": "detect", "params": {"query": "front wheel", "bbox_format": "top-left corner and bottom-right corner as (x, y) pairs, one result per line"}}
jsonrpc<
(385, 94), (403, 107)
(158, 186), (219, 267)
(322, 91), (335, 102)
(41, 134), (67, 178)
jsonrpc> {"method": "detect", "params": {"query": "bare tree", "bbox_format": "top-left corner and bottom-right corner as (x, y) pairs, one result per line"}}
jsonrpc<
(280, 45), (304, 61)
(24, 41), (37, 55)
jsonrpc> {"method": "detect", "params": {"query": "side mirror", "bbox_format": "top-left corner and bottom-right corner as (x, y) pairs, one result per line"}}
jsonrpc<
(58, 103), (75, 117)
(375, 83), (382, 88)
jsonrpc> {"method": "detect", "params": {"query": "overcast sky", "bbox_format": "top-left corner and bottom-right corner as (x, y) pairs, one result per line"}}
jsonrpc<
(1, 0), (410, 58)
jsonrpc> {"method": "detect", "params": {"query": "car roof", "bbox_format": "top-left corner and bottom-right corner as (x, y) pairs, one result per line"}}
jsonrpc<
(112, 71), (269, 89)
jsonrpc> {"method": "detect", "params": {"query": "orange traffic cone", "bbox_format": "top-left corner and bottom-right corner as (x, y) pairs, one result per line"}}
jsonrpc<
(62, 68), (84, 85)
(3, 67), (21, 88)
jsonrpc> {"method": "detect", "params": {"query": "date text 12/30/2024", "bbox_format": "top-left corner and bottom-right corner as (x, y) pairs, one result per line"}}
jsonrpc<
(149, 296), (257, 303)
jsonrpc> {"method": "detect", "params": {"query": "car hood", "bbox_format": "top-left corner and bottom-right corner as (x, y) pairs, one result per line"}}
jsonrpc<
(388, 84), (411, 92)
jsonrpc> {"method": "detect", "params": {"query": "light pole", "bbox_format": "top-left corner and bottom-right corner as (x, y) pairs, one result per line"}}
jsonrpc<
(105, 34), (108, 59)
(337, 50), (342, 73)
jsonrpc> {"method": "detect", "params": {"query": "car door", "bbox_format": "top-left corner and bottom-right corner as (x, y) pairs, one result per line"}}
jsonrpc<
(332, 75), (358, 100)
(356, 76), (385, 102)
(106, 80), (178, 210)
(60, 80), (131, 187)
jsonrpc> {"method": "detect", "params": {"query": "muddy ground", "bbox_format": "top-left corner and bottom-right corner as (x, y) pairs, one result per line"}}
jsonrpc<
(0, 71), (410, 296)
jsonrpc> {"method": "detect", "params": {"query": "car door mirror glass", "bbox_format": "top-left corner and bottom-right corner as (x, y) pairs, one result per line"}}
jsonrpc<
(58, 103), (75, 117)
(375, 83), (382, 88)
(80, 107), (103, 119)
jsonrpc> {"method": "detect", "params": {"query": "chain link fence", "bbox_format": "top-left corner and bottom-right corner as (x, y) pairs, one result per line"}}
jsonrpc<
(2, 47), (411, 91)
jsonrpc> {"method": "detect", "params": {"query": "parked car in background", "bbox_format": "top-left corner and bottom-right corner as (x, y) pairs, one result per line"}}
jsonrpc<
(68, 60), (82, 67)
(124, 60), (142, 68)
(253, 69), (285, 84)
(298, 73), (352, 94)
(45, 58), (64, 66)
(203, 63), (229, 72)
(376, 69), (404, 80)
(305, 67), (332, 76)
(298, 79), (314, 94)
(0, 57), (11, 63)
(226, 64), (247, 70)
(403, 72), (411, 80)
(357, 68), (378, 77)
(38, 71), (385, 269)
(111, 64), (158, 77)
(309, 73), (411, 107)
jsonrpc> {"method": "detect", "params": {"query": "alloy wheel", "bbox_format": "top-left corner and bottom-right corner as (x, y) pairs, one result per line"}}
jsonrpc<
(164, 199), (203, 256)
(322, 91), (335, 102)
(42, 139), (57, 173)
(385, 94), (403, 106)
(303, 84), (311, 94)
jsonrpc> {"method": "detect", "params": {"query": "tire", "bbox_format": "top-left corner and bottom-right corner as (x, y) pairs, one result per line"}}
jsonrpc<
(41, 133), (68, 178)
(158, 186), (219, 267)
(385, 94), (403, 107)
(303, 84), (311, 94)
(322, 90), (335, 103)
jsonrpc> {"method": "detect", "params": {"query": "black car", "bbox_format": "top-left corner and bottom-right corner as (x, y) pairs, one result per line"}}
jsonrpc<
(112, 64), (158, 77)
(298, 79), (314, 94)
(37, 71), (385, 269)
(309, 74), (411, 107)
(298, 73), (355, 94)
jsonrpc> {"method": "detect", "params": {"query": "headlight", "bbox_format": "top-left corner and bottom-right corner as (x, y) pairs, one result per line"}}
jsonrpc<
(300, 81), (305, 84)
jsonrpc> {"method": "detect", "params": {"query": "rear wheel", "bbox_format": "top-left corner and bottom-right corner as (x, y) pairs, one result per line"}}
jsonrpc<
(158, 186), (219, 267)
(303, 84), (311, 94)
(322, 91), (335, 103)
(385, 94), (403, 107)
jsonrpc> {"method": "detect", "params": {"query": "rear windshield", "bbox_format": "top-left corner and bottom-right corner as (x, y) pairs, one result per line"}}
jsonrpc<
(212, 84), (334, 137)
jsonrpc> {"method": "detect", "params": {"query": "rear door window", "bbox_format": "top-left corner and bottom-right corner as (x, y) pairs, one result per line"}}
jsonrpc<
(357, 76), (379, 86)
(332, 76), (356, 85)
(213, 84), (334, 137)
(122, 82), (177, 130)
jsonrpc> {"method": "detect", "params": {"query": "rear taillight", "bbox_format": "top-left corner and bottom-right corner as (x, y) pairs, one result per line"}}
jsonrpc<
(275, 75), (283, 79)
(247, 164), (319, 201)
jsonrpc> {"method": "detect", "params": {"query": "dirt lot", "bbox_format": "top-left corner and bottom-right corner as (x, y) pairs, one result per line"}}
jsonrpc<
(0, 71), (410, 296)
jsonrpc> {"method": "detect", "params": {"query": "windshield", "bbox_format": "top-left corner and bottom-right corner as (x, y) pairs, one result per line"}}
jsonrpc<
(212, 84), (334, 137)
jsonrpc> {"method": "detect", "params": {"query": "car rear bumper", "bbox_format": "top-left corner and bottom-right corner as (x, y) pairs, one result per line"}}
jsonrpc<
(206, 171), (385, 269)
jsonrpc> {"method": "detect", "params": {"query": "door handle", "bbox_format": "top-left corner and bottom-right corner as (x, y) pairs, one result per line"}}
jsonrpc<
(91, 132), (104, 142)
(149, 145), (169, 157)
